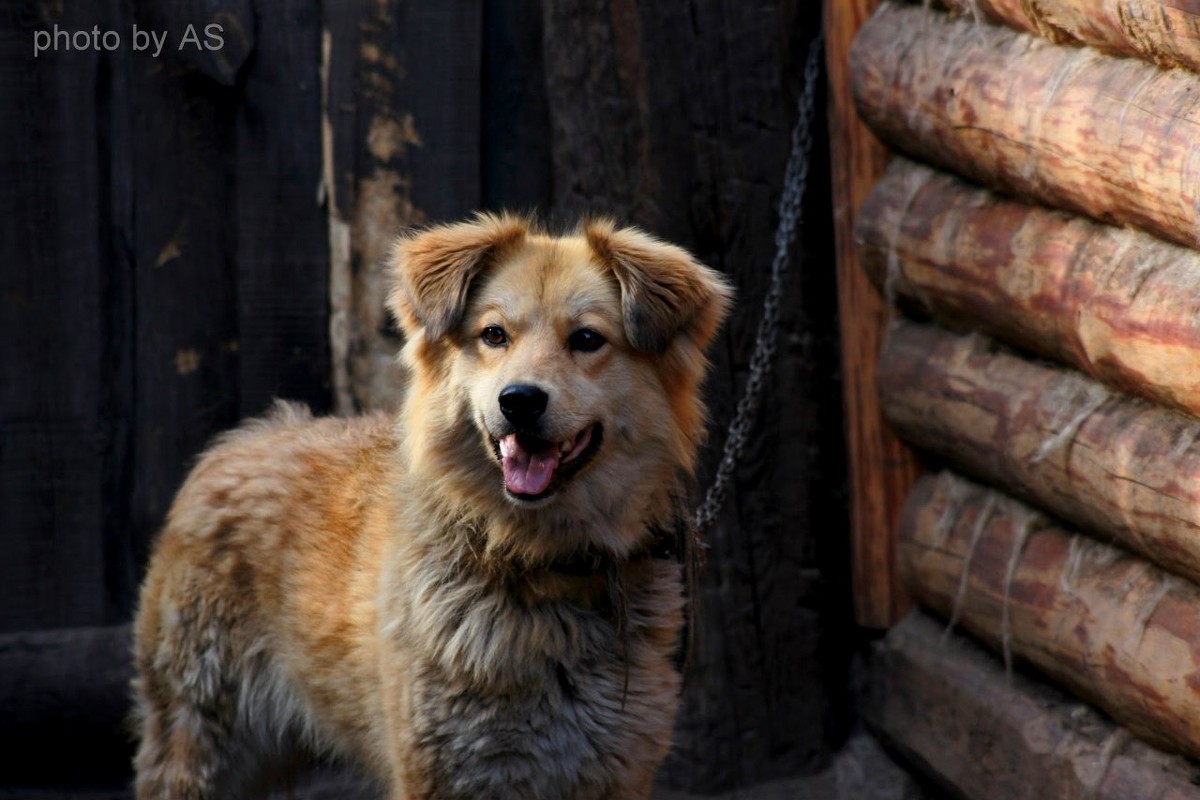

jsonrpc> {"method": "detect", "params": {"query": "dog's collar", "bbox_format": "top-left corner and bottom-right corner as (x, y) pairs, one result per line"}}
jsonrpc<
(545, 550), (612, 577)
(544, 524), (680, 577)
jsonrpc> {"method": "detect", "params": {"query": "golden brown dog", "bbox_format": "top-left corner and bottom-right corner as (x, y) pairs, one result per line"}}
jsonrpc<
(131, 214), (732, 799)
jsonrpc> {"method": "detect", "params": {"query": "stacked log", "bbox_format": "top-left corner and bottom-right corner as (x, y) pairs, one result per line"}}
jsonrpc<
(858, 159), (1200, 417)
(845, 0), (1200, 793)
(937, 0), (1200, 73)
(851, 2), (1200, 250)
(898, 470), (1200, 760)
(878, 319), (1200, 588)
(871, 612), (1200, 800)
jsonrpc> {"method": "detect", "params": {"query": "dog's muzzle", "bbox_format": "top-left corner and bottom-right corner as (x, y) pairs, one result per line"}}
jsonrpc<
(491, 384), (603, 501)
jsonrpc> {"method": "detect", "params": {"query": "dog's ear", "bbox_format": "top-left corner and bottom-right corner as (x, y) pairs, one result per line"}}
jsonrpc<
(387, 213), (528, 340)
(585, 220), (733, 353)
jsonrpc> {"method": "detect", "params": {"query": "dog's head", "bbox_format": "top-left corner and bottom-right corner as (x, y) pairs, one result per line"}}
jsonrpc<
(388, 213), (731, 559)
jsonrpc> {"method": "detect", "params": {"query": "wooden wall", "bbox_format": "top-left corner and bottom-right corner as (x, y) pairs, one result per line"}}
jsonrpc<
(849, 0), (1200, 796)
(2, 0), (334, 634)
(1, 0), (845, 793)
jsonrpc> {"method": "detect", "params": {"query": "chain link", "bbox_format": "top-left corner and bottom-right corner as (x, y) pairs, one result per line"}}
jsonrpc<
(694, 32), (825, 535)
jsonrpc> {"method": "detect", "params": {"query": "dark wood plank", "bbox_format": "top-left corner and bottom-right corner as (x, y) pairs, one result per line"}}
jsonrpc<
(127, 13), (242, 581)
(321, 0), (484, 412)
(541, 0), (638, 221)
(0, 626), (133, 787)
(0, 0), (126, 631)
(134, 0), (255, 85)
(234, 0), (331, 417)
(542, 0), (846, 790)
(480, 0), (552, 213)
(96, 0), (137, 620)
(404, 3), (483, 223)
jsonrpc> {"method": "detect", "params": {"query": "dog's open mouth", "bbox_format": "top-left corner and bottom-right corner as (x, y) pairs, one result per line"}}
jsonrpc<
(492, 423), (603, 501)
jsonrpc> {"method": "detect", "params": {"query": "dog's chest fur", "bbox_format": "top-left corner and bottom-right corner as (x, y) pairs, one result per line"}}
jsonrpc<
(409, 621), (630, 799)
(381, 532), (682, 799)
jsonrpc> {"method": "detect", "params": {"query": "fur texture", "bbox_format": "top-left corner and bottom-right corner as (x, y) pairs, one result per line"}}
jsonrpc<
(132, 214), (732, 799)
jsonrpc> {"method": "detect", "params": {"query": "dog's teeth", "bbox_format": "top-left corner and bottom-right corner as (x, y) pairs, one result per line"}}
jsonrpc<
(562, 425), (593, 464)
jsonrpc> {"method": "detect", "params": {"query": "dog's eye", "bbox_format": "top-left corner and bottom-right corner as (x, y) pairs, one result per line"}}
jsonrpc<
(568, 328), (606, 353)
(481, 326), (508, 347)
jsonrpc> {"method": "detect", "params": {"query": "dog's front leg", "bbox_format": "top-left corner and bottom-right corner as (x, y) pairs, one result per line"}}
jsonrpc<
(133, 690), (232, 800)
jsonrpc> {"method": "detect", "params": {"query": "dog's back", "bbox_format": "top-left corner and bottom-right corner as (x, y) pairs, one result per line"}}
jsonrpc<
(133, 407), (397, 795)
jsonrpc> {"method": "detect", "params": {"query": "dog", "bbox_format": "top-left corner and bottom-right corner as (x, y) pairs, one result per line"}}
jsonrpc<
(131, 213), (732, 799)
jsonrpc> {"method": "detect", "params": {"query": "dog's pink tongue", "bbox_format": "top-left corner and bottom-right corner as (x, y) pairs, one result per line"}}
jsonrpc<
(499, 435), (559, 495)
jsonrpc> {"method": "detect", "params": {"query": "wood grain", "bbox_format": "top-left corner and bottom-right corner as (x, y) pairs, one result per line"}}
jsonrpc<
(870, 611), (1200, 800)
(129, 4), (243, 590)
(898, 470), (1200, 763)
(858, 158), (1200, 416)
(135, 0), (255, 85)
(939, 0), (1200, 74)
(826, 0), (920, 629)
(1, 0), (125, 630)
(321, 0), (484, 413)
(852, 2), (1200, 250)
(234, 0), (331, 417)
(480, 0), (553, 212)
(879, 319), (1200, 587)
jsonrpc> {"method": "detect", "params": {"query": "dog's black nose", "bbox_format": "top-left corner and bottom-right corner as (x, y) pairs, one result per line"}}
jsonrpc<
(499, 384), (548, 428)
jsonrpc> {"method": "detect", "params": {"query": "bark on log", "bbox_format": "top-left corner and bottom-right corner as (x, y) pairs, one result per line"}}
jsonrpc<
(858, 158), (1200, 416)
(899, 470), (1200, 763)
(870, 612), (1200, 800)
(939, 0), (1200, 74)
(851, 2), (1200, 250)
(879, 319), (1200, 587)
(827, 0), (920, 628)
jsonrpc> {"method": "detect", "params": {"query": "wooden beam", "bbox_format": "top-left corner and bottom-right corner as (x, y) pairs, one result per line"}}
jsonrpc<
(939, 0), (1200, 74)
(234, 0), (332, 417)
(1, 0), (133, 629)
(851, 2), (1200, 251)
(870, 611), (1200, 800)
(857, 158), (1200, 417)
(898, 471), (1200, 763)
(825, 0), (921, 628)
(321, 0), (484, 414)
(0, 625), (134, 786)
(879, 319), (1200, 588)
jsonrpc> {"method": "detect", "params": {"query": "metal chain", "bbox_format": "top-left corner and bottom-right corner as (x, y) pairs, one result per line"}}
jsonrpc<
(694, 32), (825, 535)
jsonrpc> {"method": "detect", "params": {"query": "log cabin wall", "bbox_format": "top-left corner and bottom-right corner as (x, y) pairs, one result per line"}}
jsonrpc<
(845, 0), (1200, 795)
(1, 0), (849, 795)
